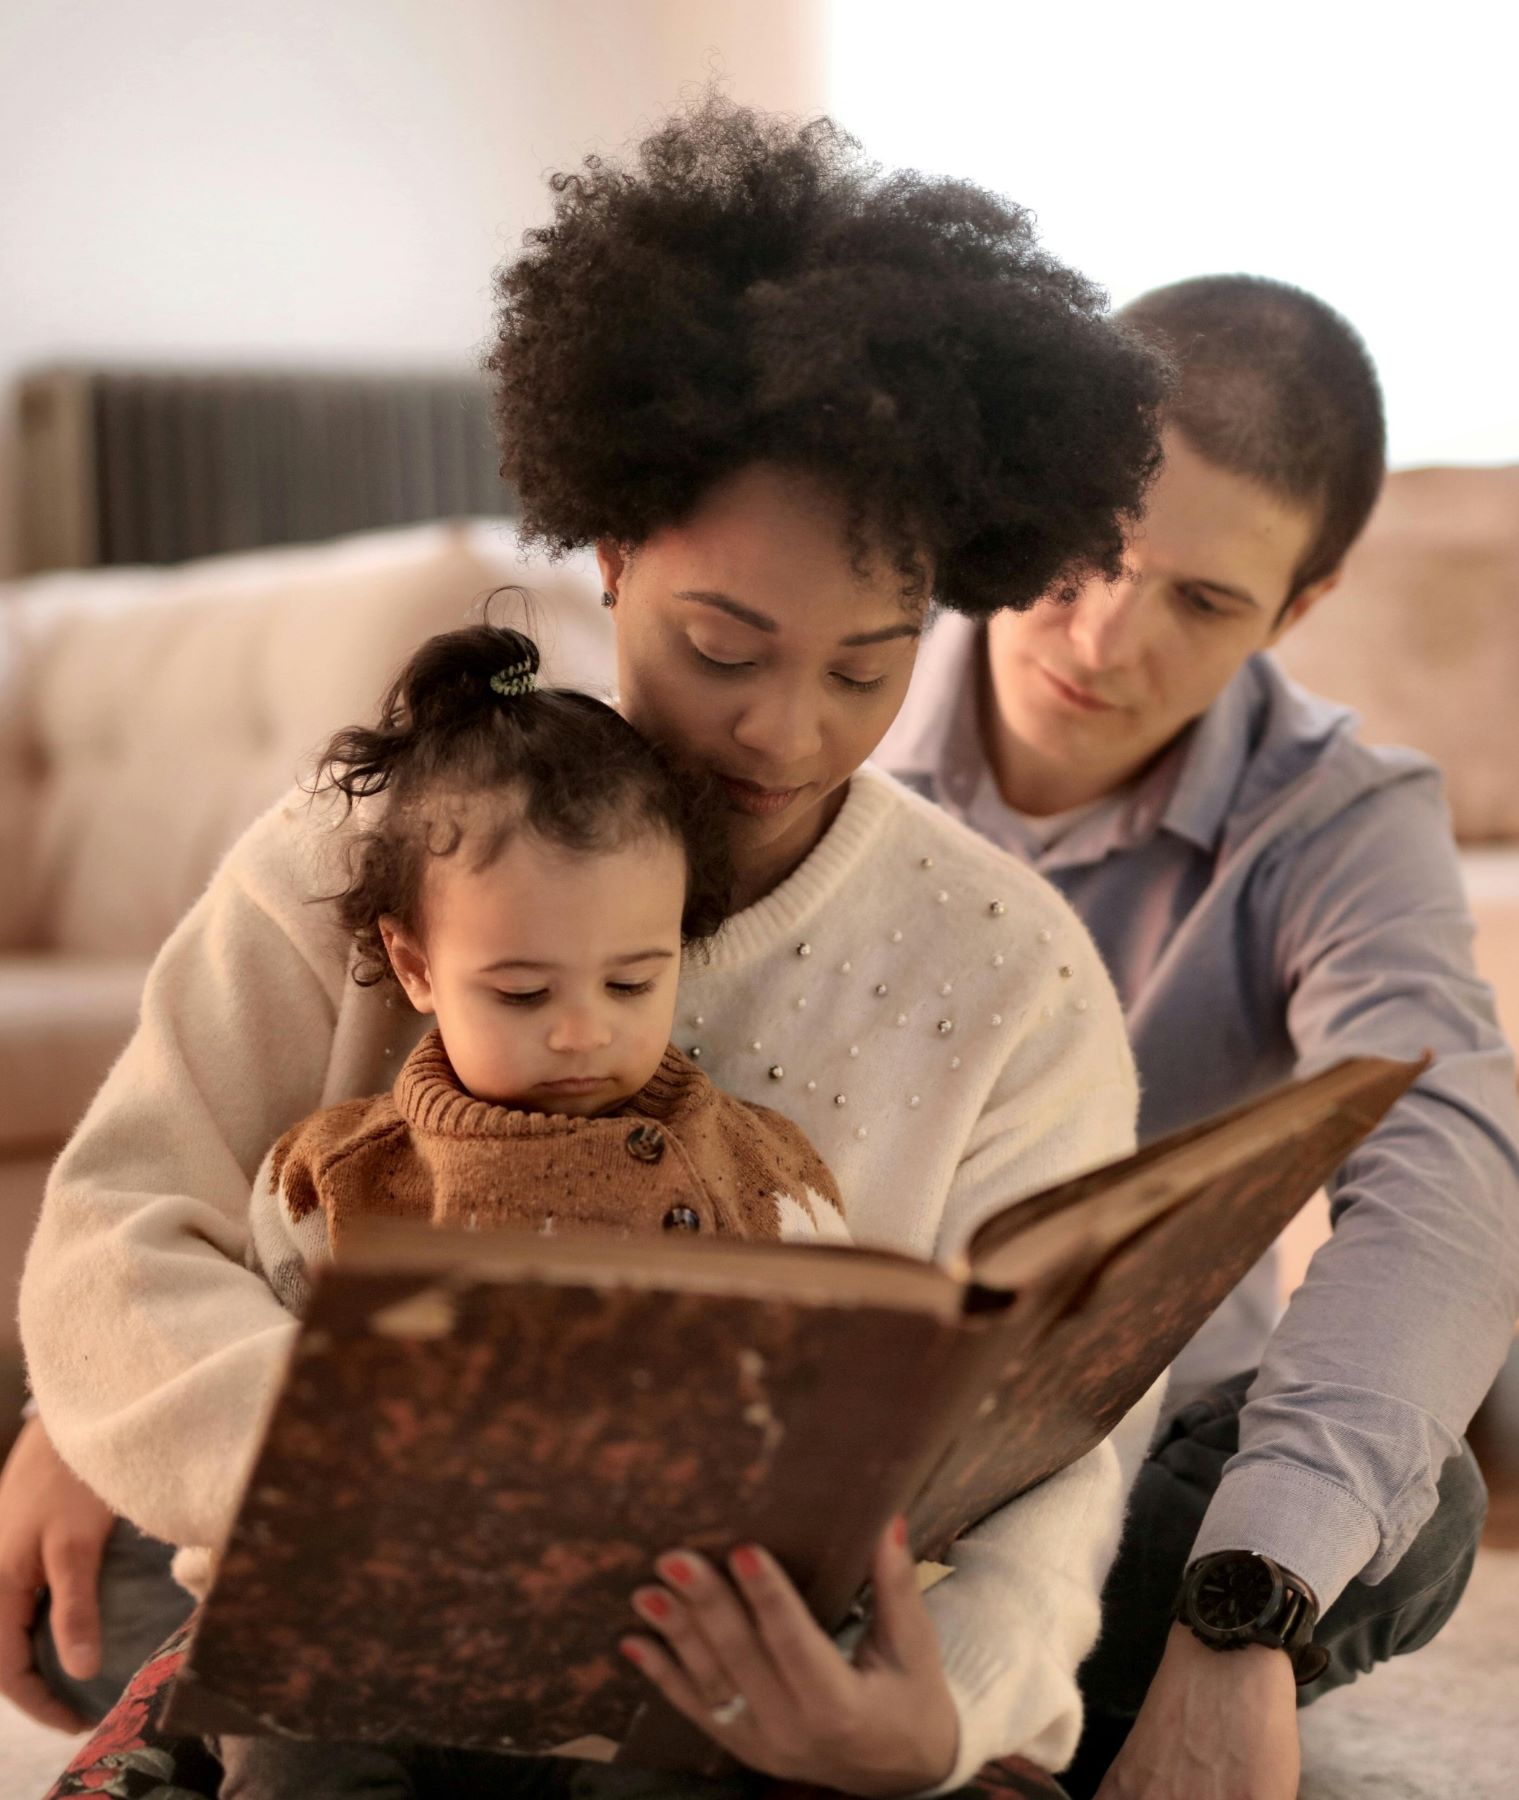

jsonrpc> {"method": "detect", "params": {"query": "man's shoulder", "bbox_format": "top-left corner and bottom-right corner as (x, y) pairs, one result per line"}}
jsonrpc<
(1231, 657), (1447, 850)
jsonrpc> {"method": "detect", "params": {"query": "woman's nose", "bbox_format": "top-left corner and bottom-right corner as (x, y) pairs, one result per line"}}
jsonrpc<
(730, 688), (823, 768)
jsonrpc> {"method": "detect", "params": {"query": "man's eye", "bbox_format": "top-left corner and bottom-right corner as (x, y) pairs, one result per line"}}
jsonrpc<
(608, 980), (656, 998)
(496, 989), (548, 1007)
(1182, 587), (1226, 619)
(691, 646), (754, 676)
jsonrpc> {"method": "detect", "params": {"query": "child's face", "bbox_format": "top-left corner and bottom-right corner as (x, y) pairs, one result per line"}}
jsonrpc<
(381, 825), (686, 1117)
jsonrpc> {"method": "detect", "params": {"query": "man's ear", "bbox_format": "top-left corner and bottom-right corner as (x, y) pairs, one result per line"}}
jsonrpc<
(1267, 569), (1342, 647)
(379, 916), (435, 1015)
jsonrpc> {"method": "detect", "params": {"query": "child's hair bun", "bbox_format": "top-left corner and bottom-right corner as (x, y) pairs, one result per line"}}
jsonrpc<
(394, 621), (544, 734)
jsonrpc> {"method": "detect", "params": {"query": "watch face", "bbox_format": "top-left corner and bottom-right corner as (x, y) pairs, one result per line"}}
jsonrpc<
(1192, 1554), (1281, 1634)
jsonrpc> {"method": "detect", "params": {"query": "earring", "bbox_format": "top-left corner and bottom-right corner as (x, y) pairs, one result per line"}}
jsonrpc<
(601, 590), (616, 609)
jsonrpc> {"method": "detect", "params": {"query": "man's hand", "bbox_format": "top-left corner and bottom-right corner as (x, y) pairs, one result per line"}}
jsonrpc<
(0, 1416), (115, 1731)
(1095, 1623), (1300, 1800)
(621, 1516), (960, 1797)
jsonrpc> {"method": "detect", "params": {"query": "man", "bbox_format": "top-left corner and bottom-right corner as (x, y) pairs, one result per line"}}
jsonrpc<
(874, 274), (1519, 1799)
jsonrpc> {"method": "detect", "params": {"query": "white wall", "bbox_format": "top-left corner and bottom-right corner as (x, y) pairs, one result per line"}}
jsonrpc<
(0, 0), (828, 570)
(827, 0), (1519, 474)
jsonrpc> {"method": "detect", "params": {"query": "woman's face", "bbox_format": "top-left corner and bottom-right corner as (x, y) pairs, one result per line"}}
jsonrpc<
(598, 464), (928, 902)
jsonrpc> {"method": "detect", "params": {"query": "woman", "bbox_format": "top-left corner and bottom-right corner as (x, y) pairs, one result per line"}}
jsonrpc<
(13, 96), (1167, 1795)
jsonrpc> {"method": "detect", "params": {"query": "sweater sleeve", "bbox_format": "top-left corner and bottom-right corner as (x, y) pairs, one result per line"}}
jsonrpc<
(18, 793), (354, 1553)
(923, 903), (1150, 1783)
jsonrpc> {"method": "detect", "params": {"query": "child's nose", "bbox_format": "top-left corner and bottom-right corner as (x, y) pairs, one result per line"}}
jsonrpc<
(546, 1006), (613, 1054)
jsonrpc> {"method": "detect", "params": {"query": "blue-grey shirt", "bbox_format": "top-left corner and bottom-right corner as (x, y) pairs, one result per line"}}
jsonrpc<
(875, 611), (1519, 1609)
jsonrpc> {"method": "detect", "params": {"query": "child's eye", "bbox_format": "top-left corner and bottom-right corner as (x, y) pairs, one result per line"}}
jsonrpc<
(496, 989), (548, 1007)
(608, 980), (656, 998)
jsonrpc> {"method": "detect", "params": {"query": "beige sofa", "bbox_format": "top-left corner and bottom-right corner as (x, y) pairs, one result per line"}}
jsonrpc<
(0, 521), (613, 1347)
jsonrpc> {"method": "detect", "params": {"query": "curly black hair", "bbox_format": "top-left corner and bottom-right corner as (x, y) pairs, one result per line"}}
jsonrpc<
(312, 620), (733, 987)
(488, 93), (1169, 614)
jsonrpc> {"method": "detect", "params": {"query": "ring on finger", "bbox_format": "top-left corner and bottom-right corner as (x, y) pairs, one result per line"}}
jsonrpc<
(710, 1692), (748, 1728)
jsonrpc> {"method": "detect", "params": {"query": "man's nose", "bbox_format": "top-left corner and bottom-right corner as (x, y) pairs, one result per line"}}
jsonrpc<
(1066, 577), (1147, 671)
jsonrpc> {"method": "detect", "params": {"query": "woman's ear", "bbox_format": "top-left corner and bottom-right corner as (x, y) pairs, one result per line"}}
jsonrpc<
(379, 916), (436, 1015)
(595, 539), (628, 601)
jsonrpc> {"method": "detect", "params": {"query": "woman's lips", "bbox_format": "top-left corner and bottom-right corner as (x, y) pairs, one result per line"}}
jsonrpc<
(718, 774), (804, 817)
(536, 1077), (611, 1094)
(1039, 665), (1118, 713)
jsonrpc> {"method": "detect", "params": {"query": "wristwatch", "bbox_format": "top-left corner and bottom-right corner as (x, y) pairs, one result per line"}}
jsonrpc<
(1175, 1550), (1329, 1685)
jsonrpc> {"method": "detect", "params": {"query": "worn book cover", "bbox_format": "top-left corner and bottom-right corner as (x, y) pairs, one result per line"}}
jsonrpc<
(164, 1054), (1423, 1766)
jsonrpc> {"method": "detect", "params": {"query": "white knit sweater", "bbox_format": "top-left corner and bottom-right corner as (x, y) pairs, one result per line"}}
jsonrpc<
(20, 765), (1159, 1787)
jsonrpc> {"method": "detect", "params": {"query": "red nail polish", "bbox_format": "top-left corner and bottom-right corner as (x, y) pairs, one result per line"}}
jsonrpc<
(662, 1555), (696, 1589)
(620, 1639), (646, 1666)
(892, 1514), (909, 1549)
(637, 1588), (671, 1620)
(731, 1545), (762, 1580)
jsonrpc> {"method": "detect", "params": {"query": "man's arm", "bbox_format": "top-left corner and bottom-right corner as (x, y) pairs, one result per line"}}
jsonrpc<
(1192, 764), (1519, 1607)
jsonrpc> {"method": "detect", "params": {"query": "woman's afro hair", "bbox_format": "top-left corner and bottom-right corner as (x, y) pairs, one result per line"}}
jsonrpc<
(488, 93), (1170, 616)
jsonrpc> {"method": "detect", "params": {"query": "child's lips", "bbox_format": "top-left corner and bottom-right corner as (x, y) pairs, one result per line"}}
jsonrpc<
(537, 1076), (612, 1094)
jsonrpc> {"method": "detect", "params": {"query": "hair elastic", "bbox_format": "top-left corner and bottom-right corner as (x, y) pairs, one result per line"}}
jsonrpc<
(489, 659), (536, 699)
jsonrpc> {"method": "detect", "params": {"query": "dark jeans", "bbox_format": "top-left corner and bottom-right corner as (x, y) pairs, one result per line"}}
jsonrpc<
(1061, 1370), (1488, 1799)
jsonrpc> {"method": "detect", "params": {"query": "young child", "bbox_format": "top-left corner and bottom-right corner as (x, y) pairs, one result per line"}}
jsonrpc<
(218, 622), (850, 1797)
(246, 620), (851, 1320)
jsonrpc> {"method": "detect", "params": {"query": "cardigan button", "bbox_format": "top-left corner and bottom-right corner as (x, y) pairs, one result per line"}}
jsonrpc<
(662, 1205), (701, 1232)
(625, 1124), (665, 1164)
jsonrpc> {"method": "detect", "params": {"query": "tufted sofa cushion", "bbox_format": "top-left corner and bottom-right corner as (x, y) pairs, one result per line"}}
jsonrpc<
(0, 521), (612, 958)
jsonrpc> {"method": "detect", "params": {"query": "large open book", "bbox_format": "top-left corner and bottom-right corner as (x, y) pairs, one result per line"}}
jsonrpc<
(164, 1055), (1423, 1767)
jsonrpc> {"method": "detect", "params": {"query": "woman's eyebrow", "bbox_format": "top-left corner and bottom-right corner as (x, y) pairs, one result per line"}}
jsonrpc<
(674, 589), (921, 646)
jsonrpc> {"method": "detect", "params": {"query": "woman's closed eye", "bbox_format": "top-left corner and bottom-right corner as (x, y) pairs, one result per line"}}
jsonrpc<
(690, 643), (885, 694)
(607, 980), (656, 998)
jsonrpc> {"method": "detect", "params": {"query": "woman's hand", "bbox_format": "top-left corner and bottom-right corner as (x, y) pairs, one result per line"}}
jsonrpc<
(621, 1515), (960, 1798)
(0, 1416), (114, 1731)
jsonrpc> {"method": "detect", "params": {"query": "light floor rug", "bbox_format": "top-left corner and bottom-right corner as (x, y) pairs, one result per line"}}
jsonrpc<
(4, 1550), (1516, 1796)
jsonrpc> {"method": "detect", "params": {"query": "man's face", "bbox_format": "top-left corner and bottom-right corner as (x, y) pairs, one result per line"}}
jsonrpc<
(986, 427), (1332, 806)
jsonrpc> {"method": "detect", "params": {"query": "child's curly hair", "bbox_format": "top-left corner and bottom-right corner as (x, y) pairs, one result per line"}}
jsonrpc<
(488, 92), (1169, 611)
(314, 621), (733, 987)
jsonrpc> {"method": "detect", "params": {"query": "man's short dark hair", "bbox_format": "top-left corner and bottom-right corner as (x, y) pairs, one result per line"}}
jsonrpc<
(1119, 275), (1386, 601)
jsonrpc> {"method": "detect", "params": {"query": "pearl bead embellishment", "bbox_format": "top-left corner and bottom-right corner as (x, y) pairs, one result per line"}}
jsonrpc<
(920, 857), (934, 869)
(855, 1125), (868, 1139)
(1038, 929), (1052, 944)
(940, 982), (953, 996)
(1059, 965), (1073, 979)
(890, 929), (903, 943)
(1077, 998), (1090, 1012)
(849, 1045), (860, 1058)
(796, 942), (812, 958)
(689, 1046), (702, 1060)
(989, 900), (1006, 916)
(839, 960), (852, 973)
(937, 1019), (954, 1035)
(768, 1065), (784, 1081)
(750, 1040), (763, 1052)
(936, 890), (949, 904)
(950, 1055), (962, 1069)
(990, 1013), (1002, 1027)
(991, 953), (1004, 967)
(896, 1012), (908, 1026)
(795, 996), (807, 1009)
(909, 1094), (921, 1107)
(806, 1080), (817, 1092)
(875, 983), (889, 997)
(834, 1094), (847, 1107)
